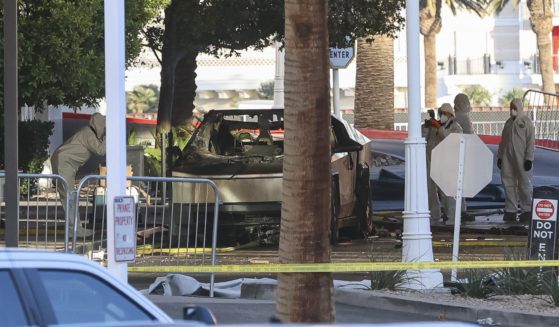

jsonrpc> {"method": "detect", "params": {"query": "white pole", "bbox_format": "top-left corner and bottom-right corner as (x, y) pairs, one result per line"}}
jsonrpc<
(402, 0), (443, 289)
(333, 68), (341, 119)
(272, 41), (284, 109)
(451, 137), (466, 282)
(105, 0), (127, 281)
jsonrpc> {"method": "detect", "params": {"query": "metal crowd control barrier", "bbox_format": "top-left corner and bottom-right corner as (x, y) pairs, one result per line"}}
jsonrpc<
(523, 89), (559, 151)
(0, 173), (70, 252)
(72, 175), (220, 293)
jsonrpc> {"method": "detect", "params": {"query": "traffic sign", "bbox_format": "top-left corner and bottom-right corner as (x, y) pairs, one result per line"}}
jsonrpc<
(430, 133), (493, 198)
(534, 199), (556, 220)
(329, 44), (355, 68)
(114, 196), (136, 263)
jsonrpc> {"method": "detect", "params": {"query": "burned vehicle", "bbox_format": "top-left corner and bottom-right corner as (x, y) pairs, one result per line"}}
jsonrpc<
(171, 109), (373, 243)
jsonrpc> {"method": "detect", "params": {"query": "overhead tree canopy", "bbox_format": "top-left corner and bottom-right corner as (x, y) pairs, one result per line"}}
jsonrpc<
(0, 0), (168, 111)
(146, 0), (405, 131)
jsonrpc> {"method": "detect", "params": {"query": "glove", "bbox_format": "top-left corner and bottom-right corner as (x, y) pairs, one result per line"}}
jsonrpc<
(524, 160), (532, 171)
(430, 119), (442, 129)
(497, 158), (502, 170)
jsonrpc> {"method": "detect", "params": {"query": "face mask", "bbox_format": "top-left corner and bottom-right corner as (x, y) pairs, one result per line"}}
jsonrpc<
(440, 115), (449, 123)
(511, 109), (517, 117)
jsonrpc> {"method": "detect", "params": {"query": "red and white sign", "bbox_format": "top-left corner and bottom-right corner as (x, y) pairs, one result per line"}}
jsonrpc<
(533, 199), (558, 221)
(114, 196), (136, 262)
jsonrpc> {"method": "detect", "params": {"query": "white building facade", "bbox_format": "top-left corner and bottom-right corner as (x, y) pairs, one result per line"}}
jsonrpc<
(122, 1), (559, 111)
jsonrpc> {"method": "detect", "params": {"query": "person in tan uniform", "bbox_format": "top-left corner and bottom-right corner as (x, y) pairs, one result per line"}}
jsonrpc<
(497, 99), (535, 223)
(51, 113), (106, 237)
(423, 103), (463, 225)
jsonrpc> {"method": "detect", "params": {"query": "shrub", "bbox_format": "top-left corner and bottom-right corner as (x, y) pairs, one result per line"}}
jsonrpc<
(499, 88), (527, 106)
(462, 85), (492, 106)
(455, 269), (494, 299)
(258, 81), (274, 100)
(0, 119), (54, 196)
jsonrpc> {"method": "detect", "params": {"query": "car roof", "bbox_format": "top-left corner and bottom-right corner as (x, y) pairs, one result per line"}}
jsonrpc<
(0, 248), (174, 323)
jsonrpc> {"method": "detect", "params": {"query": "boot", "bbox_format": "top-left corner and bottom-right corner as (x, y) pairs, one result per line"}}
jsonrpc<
(518, 211), (531, 223)
(503, 212), (517, 222)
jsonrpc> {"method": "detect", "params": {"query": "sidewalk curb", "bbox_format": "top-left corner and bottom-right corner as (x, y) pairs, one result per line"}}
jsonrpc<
(335, 288), (559, 327)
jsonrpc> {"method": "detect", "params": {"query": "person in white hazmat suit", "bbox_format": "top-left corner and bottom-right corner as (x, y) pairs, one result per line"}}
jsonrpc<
(51, 113), (106, 237)
(497, 99), (535, 223)
(423, 103), (463, 225)
(453, 93), (475, 221)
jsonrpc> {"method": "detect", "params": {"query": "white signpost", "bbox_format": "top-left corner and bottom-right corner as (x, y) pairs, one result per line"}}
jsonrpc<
(329, 42), (354, 119)
(430, 133), (493, 281)
(114, 196), (136, 263)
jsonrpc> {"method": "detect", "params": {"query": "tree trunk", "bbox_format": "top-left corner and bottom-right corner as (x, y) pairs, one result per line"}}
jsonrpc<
(354, 36), (394, 130)
(157, 2), (179, 133)
(276, 0), (334, 323)
(171, 50), (198, 127)
(528, 0), (555, 95)
(424, 34), (437, 108)
(419, 0), (442, 108)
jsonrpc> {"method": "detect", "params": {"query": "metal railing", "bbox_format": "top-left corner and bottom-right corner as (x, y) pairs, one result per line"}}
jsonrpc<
(392, 90), (559, 151)
(523, 89), (559, 150)
(71, 175), (220, 294)
(0, 173), (70, 252)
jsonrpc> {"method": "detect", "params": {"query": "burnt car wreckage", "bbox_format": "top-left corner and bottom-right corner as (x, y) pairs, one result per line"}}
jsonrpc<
(171, 109), (373, 243)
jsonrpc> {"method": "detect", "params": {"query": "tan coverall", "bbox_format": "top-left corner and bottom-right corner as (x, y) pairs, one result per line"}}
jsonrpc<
(51, 113), (106, 235)
(497, 99), (535, 215)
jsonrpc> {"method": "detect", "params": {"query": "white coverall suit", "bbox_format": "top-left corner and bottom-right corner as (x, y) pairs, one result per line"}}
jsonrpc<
(453, 93), (473, 219)
(51, 113), (106, 236)
(423, 103), (463, 224)
(497, 99), (535, 218)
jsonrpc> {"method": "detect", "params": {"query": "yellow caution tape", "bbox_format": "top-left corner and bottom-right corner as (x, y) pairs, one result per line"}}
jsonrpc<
(128, 260), (559, 273)
(136, 244), (236, 255)
(0, 228), (65, 236)
(432, 241), (527, 247)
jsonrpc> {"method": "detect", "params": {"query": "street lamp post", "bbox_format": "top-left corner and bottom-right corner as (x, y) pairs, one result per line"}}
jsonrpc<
(105, 0), (128, 281)
(402, 0), (443, 289)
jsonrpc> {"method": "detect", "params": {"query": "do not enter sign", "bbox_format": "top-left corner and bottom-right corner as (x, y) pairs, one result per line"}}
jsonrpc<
(533, 199), (557, 221)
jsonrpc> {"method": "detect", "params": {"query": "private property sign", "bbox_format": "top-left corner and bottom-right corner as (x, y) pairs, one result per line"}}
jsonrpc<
(529, 195), (558, 263)
(114, 196), (136, 263)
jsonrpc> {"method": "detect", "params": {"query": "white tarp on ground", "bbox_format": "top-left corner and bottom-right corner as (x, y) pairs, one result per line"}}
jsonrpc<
(143, 274), (371, 298)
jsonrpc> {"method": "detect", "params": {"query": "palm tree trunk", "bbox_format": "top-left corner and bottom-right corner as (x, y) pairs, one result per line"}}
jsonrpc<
(537, 31), (555, 94)
(528, 0), (555, 95)
(171, 50), (198, 127)
(276, 0), (334, 323)
(354, 36), (394, 130)
(419, 0), (442, 108)
(157, 2), (178, 133)
(424, 34), (437, 107)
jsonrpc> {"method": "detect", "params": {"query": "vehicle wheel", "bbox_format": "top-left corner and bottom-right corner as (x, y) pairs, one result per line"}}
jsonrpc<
(331, 174), (341, 244)
(354, 164), (374, 238)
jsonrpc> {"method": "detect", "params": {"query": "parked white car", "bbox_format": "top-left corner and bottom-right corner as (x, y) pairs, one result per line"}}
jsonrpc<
(0, 248), (174, 326)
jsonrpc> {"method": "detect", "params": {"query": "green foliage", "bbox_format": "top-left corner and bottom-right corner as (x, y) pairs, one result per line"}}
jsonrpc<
(144, 149), (162, 177)
(149, 0), (406, 128)
(368, 269), (408, 291)
(462, 85), (493, 106)
(499, 88), (527, 106)
(0, 0), (168, 111)
(127, 85), (159, 113)
(0, 120), (53, 196)
(540, 275), (559, 307)
(258, 81), (274, 100)
(455, 269), (494, 299)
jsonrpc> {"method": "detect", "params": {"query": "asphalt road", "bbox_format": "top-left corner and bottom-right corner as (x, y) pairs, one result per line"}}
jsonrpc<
(147, 295), (446, 324)
(372, 138), (559, 184)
